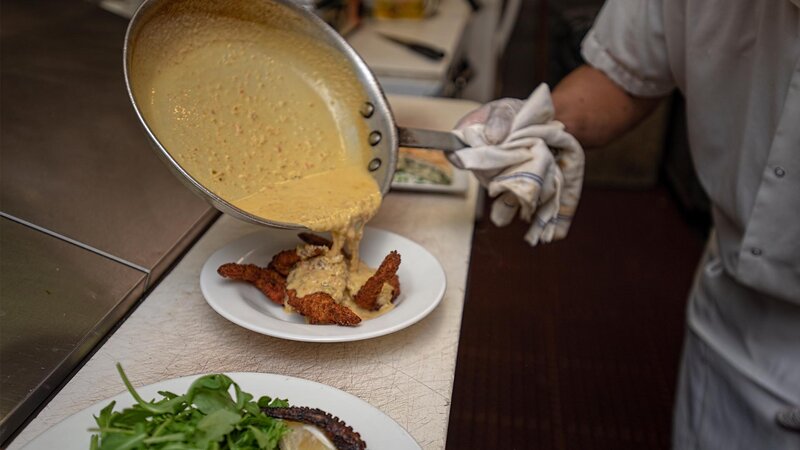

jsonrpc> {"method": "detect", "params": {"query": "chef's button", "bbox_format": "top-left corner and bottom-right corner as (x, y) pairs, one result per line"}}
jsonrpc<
(776, 407), (800, 432)
(750, 247), (763, 256)
(774, 166), (786, 178)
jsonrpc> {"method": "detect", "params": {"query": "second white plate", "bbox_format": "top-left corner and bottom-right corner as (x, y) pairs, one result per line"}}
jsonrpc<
(200, 227), (446, 342)
(22, 372), (420, 449)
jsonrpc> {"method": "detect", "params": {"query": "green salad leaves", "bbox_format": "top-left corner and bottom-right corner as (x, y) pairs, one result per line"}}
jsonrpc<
(89, 364), (290, 450)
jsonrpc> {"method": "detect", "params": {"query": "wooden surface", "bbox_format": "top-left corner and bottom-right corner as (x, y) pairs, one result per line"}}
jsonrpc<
(11, 96), (481, 450)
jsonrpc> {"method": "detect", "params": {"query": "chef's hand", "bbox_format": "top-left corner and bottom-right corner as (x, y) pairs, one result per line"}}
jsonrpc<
(453, 98), (524, 145)
(448, 84), (585, 246)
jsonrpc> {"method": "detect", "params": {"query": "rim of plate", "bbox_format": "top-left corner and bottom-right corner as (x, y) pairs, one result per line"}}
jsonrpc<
(21, 372), (421, 450)
(200, 227), (446, 342)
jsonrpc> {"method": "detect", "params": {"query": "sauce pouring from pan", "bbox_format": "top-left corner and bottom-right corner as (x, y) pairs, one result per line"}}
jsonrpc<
(123, 0), (466, 234)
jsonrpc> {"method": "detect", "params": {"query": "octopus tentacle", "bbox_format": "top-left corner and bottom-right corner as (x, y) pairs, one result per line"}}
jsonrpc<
(262, 406), (367, 450)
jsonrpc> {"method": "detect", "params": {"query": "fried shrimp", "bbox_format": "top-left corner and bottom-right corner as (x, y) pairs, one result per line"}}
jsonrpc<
(387, 273), (401, 301)
(298, 232), (352, 260)
(219, 235), (402, 325)
(268, 249), (302, 277)
(353, 250), (401, 310)
(298, 232), (333, 248)
(217, 263), (287, 305)
(287, 291), (362, 326)
(268, 245), (328, 277)
(262, 406), (367, 450)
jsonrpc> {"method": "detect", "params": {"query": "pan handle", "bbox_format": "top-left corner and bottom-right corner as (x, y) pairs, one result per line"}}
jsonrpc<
(397, 127), (466, 152)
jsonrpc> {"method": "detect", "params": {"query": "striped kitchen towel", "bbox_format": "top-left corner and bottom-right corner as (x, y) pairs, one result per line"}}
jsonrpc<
(449, 84), (585, 246)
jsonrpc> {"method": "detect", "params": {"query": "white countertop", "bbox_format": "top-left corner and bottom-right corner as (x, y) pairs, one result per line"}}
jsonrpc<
(11, 95), (480, 450)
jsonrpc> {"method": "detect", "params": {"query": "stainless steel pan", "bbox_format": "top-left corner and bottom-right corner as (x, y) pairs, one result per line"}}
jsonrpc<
(123, 0), (465, 229)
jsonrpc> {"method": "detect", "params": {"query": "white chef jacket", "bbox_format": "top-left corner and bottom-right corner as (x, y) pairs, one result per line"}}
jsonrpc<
(580, 0), (800, 432)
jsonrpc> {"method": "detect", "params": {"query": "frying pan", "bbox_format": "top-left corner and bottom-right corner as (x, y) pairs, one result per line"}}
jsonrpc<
(123, 0), (466, 229)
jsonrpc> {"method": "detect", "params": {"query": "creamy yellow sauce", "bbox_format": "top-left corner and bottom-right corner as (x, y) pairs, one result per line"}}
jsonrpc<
(286, 247), (396, 320)
(131, 8), (381, 233)
(131, 5), (396, 322)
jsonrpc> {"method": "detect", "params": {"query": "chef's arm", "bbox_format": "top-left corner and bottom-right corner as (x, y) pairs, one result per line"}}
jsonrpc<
(552, 65), (665, 149)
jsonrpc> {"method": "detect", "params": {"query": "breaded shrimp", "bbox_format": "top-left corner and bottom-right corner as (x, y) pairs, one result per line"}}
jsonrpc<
(287, 291), (362, 326)
(298, 232), (333, 248)
(268, 250), (301, 277)
(387, 274), (401, 301)
(353, 251), (401, 310)
(217, 263), (287, 305)
(298, 232), (352, 260)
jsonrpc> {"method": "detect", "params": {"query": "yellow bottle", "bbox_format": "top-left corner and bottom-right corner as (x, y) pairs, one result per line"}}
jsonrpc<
(372, 0), (435, 19)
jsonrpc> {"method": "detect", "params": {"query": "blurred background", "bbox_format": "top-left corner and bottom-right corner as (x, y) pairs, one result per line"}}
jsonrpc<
(445, 1), (711, 449)
(2, 0), (713, 448)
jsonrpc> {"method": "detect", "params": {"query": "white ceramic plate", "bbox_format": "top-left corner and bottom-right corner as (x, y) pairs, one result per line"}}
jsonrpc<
(200, 227), (446, 342)
(22, 372), (420, 449)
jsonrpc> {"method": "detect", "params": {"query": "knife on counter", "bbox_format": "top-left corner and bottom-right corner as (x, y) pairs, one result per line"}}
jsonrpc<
(378, 33), (446, 61)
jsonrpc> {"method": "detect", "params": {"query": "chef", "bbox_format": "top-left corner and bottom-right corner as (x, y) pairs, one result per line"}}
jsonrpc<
(451, 0), (800, 448)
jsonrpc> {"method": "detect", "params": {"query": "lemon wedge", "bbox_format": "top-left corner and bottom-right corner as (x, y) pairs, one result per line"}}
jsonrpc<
(280, 421), (337, 450)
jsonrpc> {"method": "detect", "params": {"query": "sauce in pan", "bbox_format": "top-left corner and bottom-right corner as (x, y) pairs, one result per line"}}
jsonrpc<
(132, 11), (381, 238)
(131, 6), (395, 321)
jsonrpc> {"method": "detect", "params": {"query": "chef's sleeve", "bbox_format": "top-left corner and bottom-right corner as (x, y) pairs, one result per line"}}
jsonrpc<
(581, 0), (676, 97)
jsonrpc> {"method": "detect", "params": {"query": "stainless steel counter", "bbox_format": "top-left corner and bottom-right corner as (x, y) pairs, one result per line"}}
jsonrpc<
(0, 1), (217, 444)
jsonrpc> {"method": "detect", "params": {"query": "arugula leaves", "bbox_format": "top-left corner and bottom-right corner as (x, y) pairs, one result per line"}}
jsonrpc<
(89, 364), (290, 450)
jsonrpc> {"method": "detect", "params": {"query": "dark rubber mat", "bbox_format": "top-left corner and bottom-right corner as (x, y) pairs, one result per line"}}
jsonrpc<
(447, 186), (705, 449)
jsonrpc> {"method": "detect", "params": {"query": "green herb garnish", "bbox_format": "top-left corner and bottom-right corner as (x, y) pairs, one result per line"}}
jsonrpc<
(89, 364), (290, 449)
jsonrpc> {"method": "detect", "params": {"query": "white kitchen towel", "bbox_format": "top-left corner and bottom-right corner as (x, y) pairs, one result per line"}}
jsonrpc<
(449, 84), (585, 246)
